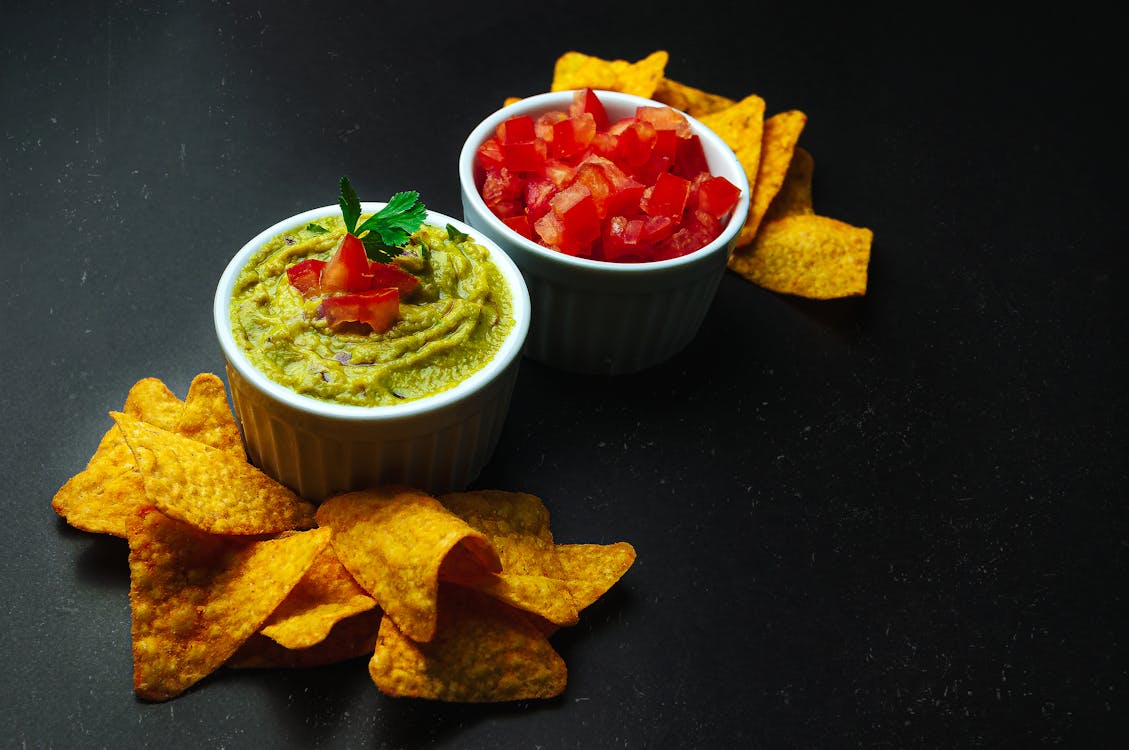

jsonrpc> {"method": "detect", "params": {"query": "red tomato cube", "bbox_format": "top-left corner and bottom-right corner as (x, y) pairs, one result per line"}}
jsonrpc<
(641, 172), (691, 218)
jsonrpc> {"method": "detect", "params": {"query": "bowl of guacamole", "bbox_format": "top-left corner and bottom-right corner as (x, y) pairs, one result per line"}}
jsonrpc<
(214, 202), (530, 500)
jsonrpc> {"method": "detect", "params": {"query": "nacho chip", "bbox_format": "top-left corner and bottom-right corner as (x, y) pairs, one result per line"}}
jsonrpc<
(259, 543), (378, 650)
(122, 377), (185, 429)
(555, 542), (638, 611)
(739, 109), (807, 247)
(52, 377), (186, 537)
(551, 50), (668, 99)
(728, 213), (872, 299)
(439, 490), (578, 626)
(227, 608), (383, 670)
(761, 145), (815, 224)
(316, 486), (501, 643)
(112, 412), (316, 535)
(128, 508), (330, 701)
(175, 373), (245, 458)
(370, 584), (567, 702)
(653, 77), (736, 118)
(699, 94), (766, 217)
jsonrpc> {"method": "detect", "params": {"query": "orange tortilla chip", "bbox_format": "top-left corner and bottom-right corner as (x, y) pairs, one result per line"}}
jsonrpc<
(729, 213), (872, 299)
(227, 608), (383, 670)
(762, 145), (815, 224)
(112, 411), (316, 535)
(127, 508), (330, 700)
(555, 542), (638, 611)
(699, 95), (766, 213)
(653, 77), (736, 117)
(122, 377), (185, 429)
(551, 50), (668, 99)
(739, 109), (807, 247)
(52, 377), (185, 537)
(259, 543), (378, 649)
(316, 486), (501, 643)
(370, 584), (567, 702)
(175, 373), (244, 458)
(440, 490), (578, 626)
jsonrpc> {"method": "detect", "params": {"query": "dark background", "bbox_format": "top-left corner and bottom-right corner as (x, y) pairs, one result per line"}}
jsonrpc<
(3, 1), (1126, 748)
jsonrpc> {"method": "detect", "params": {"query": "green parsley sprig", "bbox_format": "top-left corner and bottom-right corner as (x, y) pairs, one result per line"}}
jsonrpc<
(338, 176), (427, 264)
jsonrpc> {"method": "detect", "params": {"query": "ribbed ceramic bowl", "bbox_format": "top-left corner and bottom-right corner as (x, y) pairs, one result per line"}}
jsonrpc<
(459, 89), (750, 375)
(214, 204), (530, 501)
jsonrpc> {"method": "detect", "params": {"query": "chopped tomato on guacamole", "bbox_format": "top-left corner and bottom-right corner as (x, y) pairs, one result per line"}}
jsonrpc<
(476, 89), (741, 262)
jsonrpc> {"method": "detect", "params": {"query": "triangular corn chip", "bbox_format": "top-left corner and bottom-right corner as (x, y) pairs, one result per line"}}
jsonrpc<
(112, 411), (316, 535)
(127, 508), (330, 700)
(316, 486), (501, 643)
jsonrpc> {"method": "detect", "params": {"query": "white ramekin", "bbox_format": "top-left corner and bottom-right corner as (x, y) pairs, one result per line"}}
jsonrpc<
(214, 204), (531, 501)
(459, 90), (750, 375)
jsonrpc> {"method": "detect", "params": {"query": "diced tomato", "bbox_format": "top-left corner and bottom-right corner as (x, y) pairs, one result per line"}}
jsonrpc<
(641, 172), (691, 218)
(524, 176), (556, 222)
(572, 162), (613, 217)
(497, 114), (536, 144)
(503, 214), (533, 239)
(602, 215), (646, 261)
(542, 159), (575, 188)
(321, 287), (400, 333)
(692, 175), (742, 219)
(497, 114), (545, 172)
(673, 134), (710, 179)
(320, 233), (371, 293)
(482, 167), (525, 219)
(285, 258), (326, 297)
(367, 262), (419, 296)
(549, 112), (596, 159)
(635, 105), (692, 137)
(614, 120), (658, 168)
(588, 131), (618, 159)
(476, 136), (505, 172)
(548, 183), (601, 252)
(568, 88), (610, 131)
(535, 110), (568, 141)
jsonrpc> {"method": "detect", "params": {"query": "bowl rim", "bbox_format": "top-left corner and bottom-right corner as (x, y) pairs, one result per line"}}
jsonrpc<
(458, 88), (751, 274)
(213, 202), (531, 421)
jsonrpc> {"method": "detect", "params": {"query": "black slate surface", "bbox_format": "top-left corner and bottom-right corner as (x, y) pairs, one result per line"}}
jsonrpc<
(3, 2), (1126, 748)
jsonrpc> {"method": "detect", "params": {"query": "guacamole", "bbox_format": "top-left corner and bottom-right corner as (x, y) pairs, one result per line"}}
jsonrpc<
(230, 217), (514, 406)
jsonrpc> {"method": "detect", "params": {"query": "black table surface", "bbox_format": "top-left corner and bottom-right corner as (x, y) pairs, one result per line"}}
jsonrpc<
(4, 2), (1126, 748)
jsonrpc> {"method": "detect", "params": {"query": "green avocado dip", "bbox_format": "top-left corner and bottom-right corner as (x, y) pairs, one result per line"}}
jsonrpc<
(230, 216), (515, 407)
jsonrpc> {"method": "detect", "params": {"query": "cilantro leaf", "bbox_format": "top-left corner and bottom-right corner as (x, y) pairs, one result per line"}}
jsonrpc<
(306, 223), (329, 234)
(339, 176), (361, 235)
(356, 191), (427, 246)
(446, 224), (469, 243)
(334, 178), (428, 264)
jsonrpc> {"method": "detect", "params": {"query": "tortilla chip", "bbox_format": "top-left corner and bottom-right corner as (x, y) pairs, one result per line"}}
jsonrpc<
(728, 213), (872, 299)
(259, 543), (378, 649)
(227, 608), (383, 670)
(554, 542), (638, 611)
(316, 486), (501, 643)
(653, 77), (736, 118)
(52, 377), (185, 537)
(127, 508), (330, 701)
(122, 377), (185, 429)
(761, 145), (815, 224)
(551, 50), (668, 99)
(439, 490), (578, 626)
(699, 95), (766, 215)
(370, 584), (567, 702)
(503, 96), (522, 107)
(739, 109), (807, 247)
(112, 412), (316, 535)
(175, 373), (244, 458)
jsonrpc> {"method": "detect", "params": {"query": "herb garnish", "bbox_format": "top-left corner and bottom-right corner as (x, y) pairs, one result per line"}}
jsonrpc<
(338, 176), (427, 264)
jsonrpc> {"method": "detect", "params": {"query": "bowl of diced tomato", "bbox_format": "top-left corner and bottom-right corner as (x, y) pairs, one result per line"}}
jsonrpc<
(459, 88), (749, 375)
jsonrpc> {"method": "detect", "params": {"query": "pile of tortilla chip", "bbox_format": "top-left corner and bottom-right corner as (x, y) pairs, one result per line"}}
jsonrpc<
(509, 50), (872, 299)
(53, 374), (636, 703)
